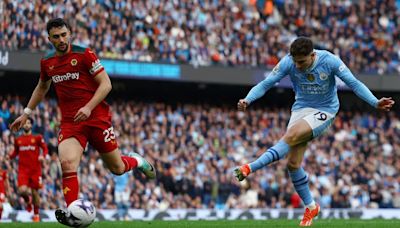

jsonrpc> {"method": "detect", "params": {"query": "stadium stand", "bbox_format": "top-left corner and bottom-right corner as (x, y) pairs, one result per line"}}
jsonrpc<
(1, 0), (400, 74)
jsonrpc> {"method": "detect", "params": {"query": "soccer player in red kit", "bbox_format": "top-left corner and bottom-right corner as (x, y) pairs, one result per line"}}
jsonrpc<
(10, 18), (156, 226)
(8, 117), (47, 222)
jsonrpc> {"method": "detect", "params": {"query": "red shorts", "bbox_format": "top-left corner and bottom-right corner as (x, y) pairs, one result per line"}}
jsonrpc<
(58, 118), (118, 153)
(18, 171), (42, 189)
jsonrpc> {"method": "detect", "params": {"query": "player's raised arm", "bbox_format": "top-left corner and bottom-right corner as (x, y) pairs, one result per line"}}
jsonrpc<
(9, 79), (51, 132)
(238, 55), (290, 111)
(331, 55), (394, 111)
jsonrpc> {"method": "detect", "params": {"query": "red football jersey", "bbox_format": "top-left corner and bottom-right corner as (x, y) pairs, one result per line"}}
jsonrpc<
(40, 44), (111, 123)
(10, 134), (48, 173)
(0, 170), (7, 194)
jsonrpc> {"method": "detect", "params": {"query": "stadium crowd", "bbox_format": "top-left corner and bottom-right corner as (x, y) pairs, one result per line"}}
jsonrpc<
(1, 0), (400, 74)
(0, 94), (399, 213)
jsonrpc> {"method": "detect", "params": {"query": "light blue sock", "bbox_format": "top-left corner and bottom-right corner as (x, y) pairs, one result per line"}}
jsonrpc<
(249, 140), (290, 172)
(289, 167), (313, 205)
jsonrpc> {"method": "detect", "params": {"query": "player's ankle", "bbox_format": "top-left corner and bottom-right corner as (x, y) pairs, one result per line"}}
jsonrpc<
(306, 201), (316, 210)
(241, 164), (251, 176)
(135, 157), (143, 167)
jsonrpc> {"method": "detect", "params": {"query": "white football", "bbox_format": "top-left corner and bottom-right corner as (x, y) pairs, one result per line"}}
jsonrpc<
(67, 199), (96, 227)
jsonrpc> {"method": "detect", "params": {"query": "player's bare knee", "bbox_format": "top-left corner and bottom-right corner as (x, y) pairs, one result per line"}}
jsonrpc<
(19, 186), (28, 194)
(60, 160), (78, 172)
(283, 131), (301, 146)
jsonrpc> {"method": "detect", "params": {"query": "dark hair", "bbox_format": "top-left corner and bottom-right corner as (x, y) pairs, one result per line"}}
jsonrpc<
(46, 18), (71, 34)
(27, 117), (34, 125)
(290, 37), (314, 57)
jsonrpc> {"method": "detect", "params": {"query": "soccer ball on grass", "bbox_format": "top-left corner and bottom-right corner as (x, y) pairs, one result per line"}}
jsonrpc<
(67, 199), (96, 227)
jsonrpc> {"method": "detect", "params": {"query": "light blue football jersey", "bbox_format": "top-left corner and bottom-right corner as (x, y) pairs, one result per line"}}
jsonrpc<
(244, 50), (378, 114)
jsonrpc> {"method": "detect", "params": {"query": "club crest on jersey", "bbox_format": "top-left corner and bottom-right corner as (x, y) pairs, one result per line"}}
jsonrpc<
(71, 59), (78, 66)
(307, 74), (315, 82)
(31, 139), (35, 143)
(319, 72), (328, 80)
(49, 65), (54, 70)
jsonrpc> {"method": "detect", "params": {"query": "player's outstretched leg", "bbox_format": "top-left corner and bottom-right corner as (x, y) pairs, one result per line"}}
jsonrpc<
(128, 152), (156, 179)
(300, 203), (320, 226)
(233, 140), (290, 181)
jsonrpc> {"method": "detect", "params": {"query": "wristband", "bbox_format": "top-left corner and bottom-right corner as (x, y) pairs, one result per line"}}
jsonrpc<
(23, 107), (32, 116)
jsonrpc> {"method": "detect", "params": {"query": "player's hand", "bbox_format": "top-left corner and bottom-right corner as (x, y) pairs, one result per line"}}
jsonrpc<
(38, 155), (44, 162)
(376, 97), (395, 111)
(9, 114), (28, 132)
(237, 99), (249, 111)
(74, 106), (91, 122)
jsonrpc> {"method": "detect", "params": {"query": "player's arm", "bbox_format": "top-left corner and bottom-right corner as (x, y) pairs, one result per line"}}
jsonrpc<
(8, 149), (18, 160)
(74, 49), (111, 122)
(238, 56), (289, 111)
(9, 69), (52, 132)
(38, 135), (49, 162)
(74, 70), (112, 122)
(8, 139), (20, 160)
(332, 56), (394, 111)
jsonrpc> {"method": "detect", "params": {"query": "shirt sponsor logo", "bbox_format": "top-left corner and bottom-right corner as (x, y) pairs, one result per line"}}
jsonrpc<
(52, 72), (80, 83)
(300, 83), (329, 95)
(19, 145), (36, 151)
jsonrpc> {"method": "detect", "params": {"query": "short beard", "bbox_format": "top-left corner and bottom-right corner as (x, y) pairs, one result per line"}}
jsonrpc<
(23, 128), (31, 134)
(57, 46), (68, 53)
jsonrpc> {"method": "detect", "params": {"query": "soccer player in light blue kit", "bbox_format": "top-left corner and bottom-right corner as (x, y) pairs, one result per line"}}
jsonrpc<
(233, 37), (394, 226)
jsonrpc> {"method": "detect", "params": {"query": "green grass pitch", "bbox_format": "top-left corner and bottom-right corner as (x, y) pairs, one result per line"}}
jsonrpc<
(0, 219), (399, 228)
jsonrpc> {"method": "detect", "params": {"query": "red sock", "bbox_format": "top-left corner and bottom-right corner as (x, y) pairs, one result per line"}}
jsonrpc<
(62, 172), (79, 206)
(34, 204), (39, 215)
(121, 156), (138, 172)
(0, 208), (2, 219)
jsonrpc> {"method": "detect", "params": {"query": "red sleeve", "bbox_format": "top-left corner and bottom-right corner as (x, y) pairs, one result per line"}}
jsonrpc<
(40, 59), (51, 81)
(10, 139), (19, 159)
(38, 135), (48, 157)
(83, 48), (104, 77)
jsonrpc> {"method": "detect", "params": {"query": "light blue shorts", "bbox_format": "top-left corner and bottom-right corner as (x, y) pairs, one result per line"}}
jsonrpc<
(287, 108), (335, 138)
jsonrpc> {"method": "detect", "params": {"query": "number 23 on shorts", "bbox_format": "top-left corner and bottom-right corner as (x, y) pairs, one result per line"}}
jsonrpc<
(103, 127), (115, 142)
